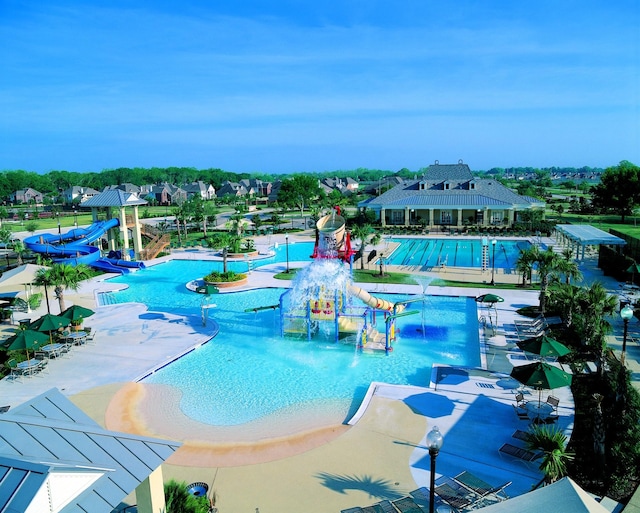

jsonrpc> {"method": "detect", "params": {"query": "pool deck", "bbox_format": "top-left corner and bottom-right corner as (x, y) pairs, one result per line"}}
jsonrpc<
(1, 231), (638, 512)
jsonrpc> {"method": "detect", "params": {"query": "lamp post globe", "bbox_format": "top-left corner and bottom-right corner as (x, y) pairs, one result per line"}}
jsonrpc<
(426, 426), (444, 513)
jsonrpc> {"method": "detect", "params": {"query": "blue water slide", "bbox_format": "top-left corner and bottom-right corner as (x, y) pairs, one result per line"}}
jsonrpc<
(92, 258), (132, 274)
(24, 218), (121, 267)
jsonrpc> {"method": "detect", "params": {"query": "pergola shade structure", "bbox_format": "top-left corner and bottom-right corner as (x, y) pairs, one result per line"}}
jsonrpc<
(555, 224), (626, 260)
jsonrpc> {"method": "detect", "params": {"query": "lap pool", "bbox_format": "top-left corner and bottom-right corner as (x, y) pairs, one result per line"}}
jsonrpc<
(103, 259), (480, 437)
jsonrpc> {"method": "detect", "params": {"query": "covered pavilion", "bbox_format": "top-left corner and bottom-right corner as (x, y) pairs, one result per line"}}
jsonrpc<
(555, 224), (626, 260)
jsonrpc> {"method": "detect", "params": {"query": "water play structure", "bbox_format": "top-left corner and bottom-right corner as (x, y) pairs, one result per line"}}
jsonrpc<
(279, 208), (414, 352)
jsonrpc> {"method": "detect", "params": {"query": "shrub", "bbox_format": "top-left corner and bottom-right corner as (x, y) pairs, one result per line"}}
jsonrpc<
(204, 270), (246, 283)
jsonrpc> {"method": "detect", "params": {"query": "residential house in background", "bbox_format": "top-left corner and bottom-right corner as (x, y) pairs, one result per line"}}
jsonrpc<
(11, 188), (44, 205)
(146, 183), (187, 206)
(239, 178), (272, 198)
(360, 161), (545, 228)
(62, 185), (100, 205)
(182, 181), (215, 200)
(217, 181), (249, 199)
(319, 177), (360, 196)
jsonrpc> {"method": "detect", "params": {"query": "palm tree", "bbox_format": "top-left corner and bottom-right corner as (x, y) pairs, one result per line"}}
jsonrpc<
(207, 233), (234, 273)
(574, 282), (617, 376)
(11, 240), (27, 266)
(515, 246), (537, 287)
(526, 424), (574, 484)
(556, 249), (582, 285)
(534, 247), (563, 314)
(44, 263), (92, 313)
(33, 266), (54, 314)
(350, 224), (381, 270)
(548, 283), (582, 328)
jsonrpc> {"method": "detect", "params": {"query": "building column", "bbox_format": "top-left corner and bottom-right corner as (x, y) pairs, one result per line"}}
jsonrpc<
(135, 467), (166, 513)
(484, 207), (489, 227)
(405, 207), (410, 227)
(457, 208), (463, 228)
(429, 209), (434, 228)
(508, 209), (515, 227)
(380, 209), (386, 227)
(132, 205), (143, 258)
(118, 207), (130, 260)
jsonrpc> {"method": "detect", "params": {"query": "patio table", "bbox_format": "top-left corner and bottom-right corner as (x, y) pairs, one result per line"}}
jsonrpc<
(17, 358), (44, 376)
(525, 401), (553, 422)
(64, 331), (87, 346)
(41, 343), (64, 358)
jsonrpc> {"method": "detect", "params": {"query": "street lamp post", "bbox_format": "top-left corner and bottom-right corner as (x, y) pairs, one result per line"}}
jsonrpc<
(73, 206), (78, 228)
(57, 214), (61, 235)
(621, 305), (634, 365)
(426, 426), (444, 513)
(285, 233), (290, 273)
(490, 239), (497, 286)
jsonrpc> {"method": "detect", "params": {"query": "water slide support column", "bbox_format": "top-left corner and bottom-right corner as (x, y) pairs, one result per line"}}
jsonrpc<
(118, 207), (130, 260)
(131, 205), (143, 259)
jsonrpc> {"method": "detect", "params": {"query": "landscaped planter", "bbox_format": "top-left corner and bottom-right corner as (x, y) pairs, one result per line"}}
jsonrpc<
(205, 278), (248, 288)
(226, 251), (259, 259)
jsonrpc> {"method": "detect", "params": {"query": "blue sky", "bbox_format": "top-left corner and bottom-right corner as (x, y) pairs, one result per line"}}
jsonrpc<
(1, 1), (638, 174)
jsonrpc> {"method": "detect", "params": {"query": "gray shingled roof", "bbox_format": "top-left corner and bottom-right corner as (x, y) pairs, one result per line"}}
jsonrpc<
(81, 189), (147, 208)
(366, 176), (543, 209)
(0, 388), (179, 513)
(423, 163), (473, 181)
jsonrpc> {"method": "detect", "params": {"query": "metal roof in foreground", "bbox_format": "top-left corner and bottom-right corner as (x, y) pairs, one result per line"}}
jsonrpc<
(556, 224), (626, 246)
(0, 388), (180, 513)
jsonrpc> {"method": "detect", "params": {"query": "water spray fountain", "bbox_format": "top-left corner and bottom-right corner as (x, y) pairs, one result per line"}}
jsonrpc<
(279, 208), (415, 352)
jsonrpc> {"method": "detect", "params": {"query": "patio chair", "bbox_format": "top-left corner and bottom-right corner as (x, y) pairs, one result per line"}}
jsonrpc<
(6, 358), (24, 381)
(546, 395), (560, 412)
(498, 443), (541, 462)
(514, 392), (526, 407)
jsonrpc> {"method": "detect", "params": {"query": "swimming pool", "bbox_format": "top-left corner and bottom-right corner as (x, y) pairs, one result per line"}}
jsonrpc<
(384, 238), (531, 269)
(105, 260), (480, 436)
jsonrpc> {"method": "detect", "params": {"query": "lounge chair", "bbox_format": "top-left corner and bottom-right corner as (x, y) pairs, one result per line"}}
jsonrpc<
(512, 429), (530, 442)
(498, 443), (540, 462)
(340, 508), (363, 513)
(434, 476), (480, 510)
(361, 505), (384, 513)
(391, 496), (424, 513)
(0, 405), (10, 413)
(374, 500), (397, 513)
(410, 487), (444, 510)
(453, 471), (511, 504)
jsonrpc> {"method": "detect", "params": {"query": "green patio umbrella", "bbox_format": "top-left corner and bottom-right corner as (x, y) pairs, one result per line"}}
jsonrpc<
(475, 293), (505, 304)
(516, 335), (571, 359)
(626, 263), (640, 285)
(2, 329), (49, 361)
(476, 294), (505, 329)
(510, 361), (573, 407)
(29, 313), (71, 343)
(60, 304), (94, 329)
